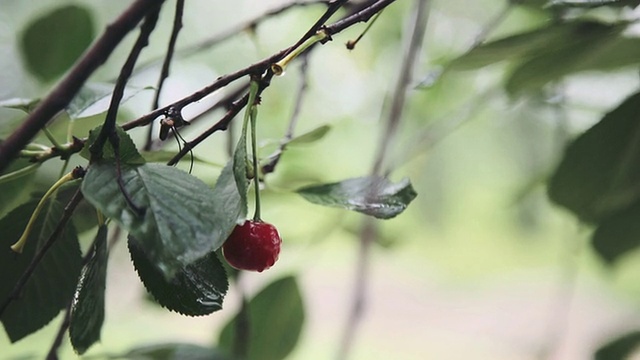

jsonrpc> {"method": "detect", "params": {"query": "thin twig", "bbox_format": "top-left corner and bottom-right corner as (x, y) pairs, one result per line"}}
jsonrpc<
(0, 0), (165, 173)
(337, 1), (430, 359)
(90, 7), (162, 216)
(262, 53), (311, 174)
(146, 0), (185, 151)
(0, 190), (84, 317)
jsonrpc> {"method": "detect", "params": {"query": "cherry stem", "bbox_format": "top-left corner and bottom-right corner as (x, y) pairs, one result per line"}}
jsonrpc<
(250, 99), (261, 221)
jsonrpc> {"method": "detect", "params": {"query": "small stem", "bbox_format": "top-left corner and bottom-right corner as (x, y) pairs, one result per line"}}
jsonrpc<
(42, 128), (62, 149)
(346, 11), (382, 50)
(0, 163), (40, 185)
(271, 30), (328, 75)
(250, 105), (261, 221)
(10, 168), (83, 253)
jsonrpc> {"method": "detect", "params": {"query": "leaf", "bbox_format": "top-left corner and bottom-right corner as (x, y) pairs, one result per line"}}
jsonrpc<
(505, 22), (637, 95)
(80, 125), (145, 165)
(548, 91), (640, 222)
(287, 125), (331, 146)
(0, 98), (40, 113)
(592, 202), (640, 264)
(66, 83), (152, 120)
(0, 199), (82, 342)
(233, 125), (249, 221)
(212, 160), (248, 228)
(595, 330), (640, 360)
(218, 276), (304, 360)
(120, 343), (227, 360)
(69, 225), (108, 354)
(0, 157), (38, 218)
(20, 5), (94, 82)
(447, 20), (596, 70)
(81, 162), (236, 280)
(547, 0), (640, 9)
(140, 150), (223, 167)
(128, 237), (228, 316)
(297, 176), (418, 219)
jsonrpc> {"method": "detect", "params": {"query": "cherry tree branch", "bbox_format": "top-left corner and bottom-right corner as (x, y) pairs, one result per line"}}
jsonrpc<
(0, 0), (166, 173)
(146, 0), (185, 151)
(337, 0), (430, 359)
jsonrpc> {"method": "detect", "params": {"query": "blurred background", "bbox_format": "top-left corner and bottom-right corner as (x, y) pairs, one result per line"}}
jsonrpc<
(2, 0), (640, 359)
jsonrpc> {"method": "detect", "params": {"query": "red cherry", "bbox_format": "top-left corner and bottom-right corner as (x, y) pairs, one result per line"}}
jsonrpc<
(222, 220), (282, 272)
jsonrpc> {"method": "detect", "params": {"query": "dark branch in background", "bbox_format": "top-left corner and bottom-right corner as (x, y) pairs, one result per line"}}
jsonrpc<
(0, 190), (84, 318)
(124, 0), (398, 166)
(145, 0), (185, 151)
(262, 53), (311, 174)
(337, 0), (430, 359)
(0, 0), (164, 174)
(90, 6), (163, 217)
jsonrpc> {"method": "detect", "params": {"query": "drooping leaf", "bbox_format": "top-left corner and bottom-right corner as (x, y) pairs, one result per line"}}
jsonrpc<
(233, 124), (249, 221)
(592, 202), (640, 264)
(80, 125), (145, 165)
(548, 91), (640, 222)
(66, 83), (152, 120)
(140, 150), (222, 167)
(120, 343), (228, 360)
(69, 225), (109, 354)
(287, 125), (331, 146)
(218, 276), (304, 360)
(213, 160), (247, 228)
(20, 5), (94, 82)
(128, 238), (228, 316)
(0, 199), (82, 342)
(81, 162), (235, 280)
(595, 330), (640, 360)
(297, 176), (418, 219)
(0, 98), (40, 113)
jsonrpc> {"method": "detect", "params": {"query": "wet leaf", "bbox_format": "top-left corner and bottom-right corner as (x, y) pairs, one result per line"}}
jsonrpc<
(297, 176), (418, 219)
(69, 225), (109, 354)
(81, 162), (234, 280)
(219, 276), (304, 360)
(80, 125), (145, 165)
(0, 199), (82, 342)
(20, 5), (94, 82)
(120, 343), (227, 360)
(548, 91), (640, 222)
(128, 238), (228, 316)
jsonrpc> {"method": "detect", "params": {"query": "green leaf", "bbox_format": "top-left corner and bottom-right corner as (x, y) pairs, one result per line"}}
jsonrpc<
(233, 126), (249, 221)
(297, 176), (418, 219)
(128, 237), (228, 316)
(120, 343), (228, 360)
(0, 199), (82, 342)
(548, 0), (640, 9)
(212, 160), (247, 228)
(505, 22), (637, 95)
(66, 83), (152, 120)
(447, 20), (597, 70)
(140, 150), (223, 167)
(548, 91), (640, 222)
(595, 330), (640, 360)
(592, 202), (640, 264)
(69, 225), (108, 354)
(81, 162), (235, 280)
(287, 125), (331, 146)
(218, 276), (304, 360)
(0, 98), (40, 113)
(80, 125), (145, 165)
(20, 5), (94, 82)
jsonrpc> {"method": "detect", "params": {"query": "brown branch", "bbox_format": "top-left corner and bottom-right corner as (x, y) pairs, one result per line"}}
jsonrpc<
(146, 0), (185, 151)
(0, 0), (165, 174)
(337, 0), (429, 359)
(0, 189), (84, 318)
